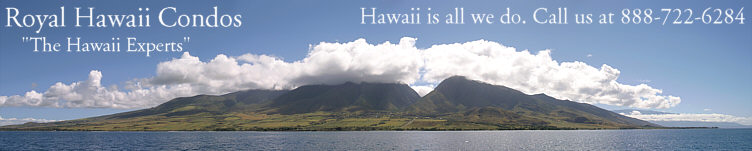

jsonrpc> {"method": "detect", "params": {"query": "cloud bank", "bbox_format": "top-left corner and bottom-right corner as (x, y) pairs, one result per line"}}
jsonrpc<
(0, 115), (57, 126)
(420, 40), (680, 108)
(0, 37), (680, 109)
(621, 111), (752, 126)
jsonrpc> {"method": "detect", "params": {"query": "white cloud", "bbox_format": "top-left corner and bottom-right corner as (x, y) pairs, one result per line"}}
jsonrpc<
(0, 115), (57, 126)
(586, 54), (593, 57)
(621, 112), (752, 126)
(703, 108), (712, 111)
(0, 70), (196, 108)
(0, 37), (422, 109)
(0, 37), (680, 109)
(421, 40), (680, 109)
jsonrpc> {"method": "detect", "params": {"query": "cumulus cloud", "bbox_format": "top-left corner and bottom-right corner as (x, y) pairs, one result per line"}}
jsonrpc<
(0, 115), (57, 126)
(421, 40), (680, 108)
(1, 70), (196, 108)
(0, 37), (422, 109)
(621, 111), (752, 126)
(0, 37), (680, 109)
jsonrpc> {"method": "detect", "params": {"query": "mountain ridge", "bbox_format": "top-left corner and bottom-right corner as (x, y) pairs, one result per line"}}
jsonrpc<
(1, 76), (661, 131)
(263, 82), (420, 114)
(612, 109), (752, 128)
(408, 76), (658, 127)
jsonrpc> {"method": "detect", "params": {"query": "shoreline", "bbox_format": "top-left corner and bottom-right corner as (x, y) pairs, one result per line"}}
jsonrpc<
(0, 126), (717, 132)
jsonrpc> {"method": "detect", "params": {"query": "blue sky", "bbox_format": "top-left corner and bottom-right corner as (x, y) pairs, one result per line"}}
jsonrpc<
(0, 0), (750, 123)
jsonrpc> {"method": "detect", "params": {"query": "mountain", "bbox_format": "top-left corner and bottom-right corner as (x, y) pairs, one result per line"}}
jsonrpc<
(407, 76), (659, 128)
(650, 121), (751, 128)
(612, 109), (752, 128)
(0, 89), (289, 130)
(263, 82), (420, 114)
(1, 76), (660, 131)
(109, 89), (289, 119)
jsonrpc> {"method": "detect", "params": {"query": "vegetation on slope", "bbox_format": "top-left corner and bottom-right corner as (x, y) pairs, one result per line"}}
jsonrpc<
(0, 76), (661, 131)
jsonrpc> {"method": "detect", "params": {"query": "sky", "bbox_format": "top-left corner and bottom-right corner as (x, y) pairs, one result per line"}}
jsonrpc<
(0, 0), (750, 126)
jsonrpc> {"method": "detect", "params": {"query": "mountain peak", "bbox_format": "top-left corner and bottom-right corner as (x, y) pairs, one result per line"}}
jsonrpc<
(2, 76), (660, 131)
(444, 75), (470, 81)
(438, 76), (480, 86)
(409, 76), (659, 127)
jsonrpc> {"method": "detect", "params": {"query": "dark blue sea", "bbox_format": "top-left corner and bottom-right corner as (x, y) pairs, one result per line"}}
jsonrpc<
(1, 129), (750, 150)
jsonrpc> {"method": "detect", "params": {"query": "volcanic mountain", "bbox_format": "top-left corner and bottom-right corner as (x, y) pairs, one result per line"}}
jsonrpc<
(263, 82), (420, 114)
(1, 76), (659, 131)
(407, 76), (658, 128)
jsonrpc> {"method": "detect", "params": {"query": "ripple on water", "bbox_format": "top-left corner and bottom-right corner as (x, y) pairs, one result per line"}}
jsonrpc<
(0, 129), (750, 150)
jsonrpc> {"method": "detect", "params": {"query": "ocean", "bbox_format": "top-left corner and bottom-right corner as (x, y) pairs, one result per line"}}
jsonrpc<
(1, 129), (750, 150)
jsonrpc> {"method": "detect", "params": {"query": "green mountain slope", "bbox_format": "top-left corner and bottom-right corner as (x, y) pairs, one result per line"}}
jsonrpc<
(0, 89), (288, 130)
(264, 82), (420, 114)
(407, 76), (659, 128)
(0, 76), (660, 131)
(110, 89), (290, 118)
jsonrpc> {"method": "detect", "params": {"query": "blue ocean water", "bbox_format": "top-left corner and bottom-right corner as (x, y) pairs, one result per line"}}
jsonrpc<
(1, 129), (750, 150)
